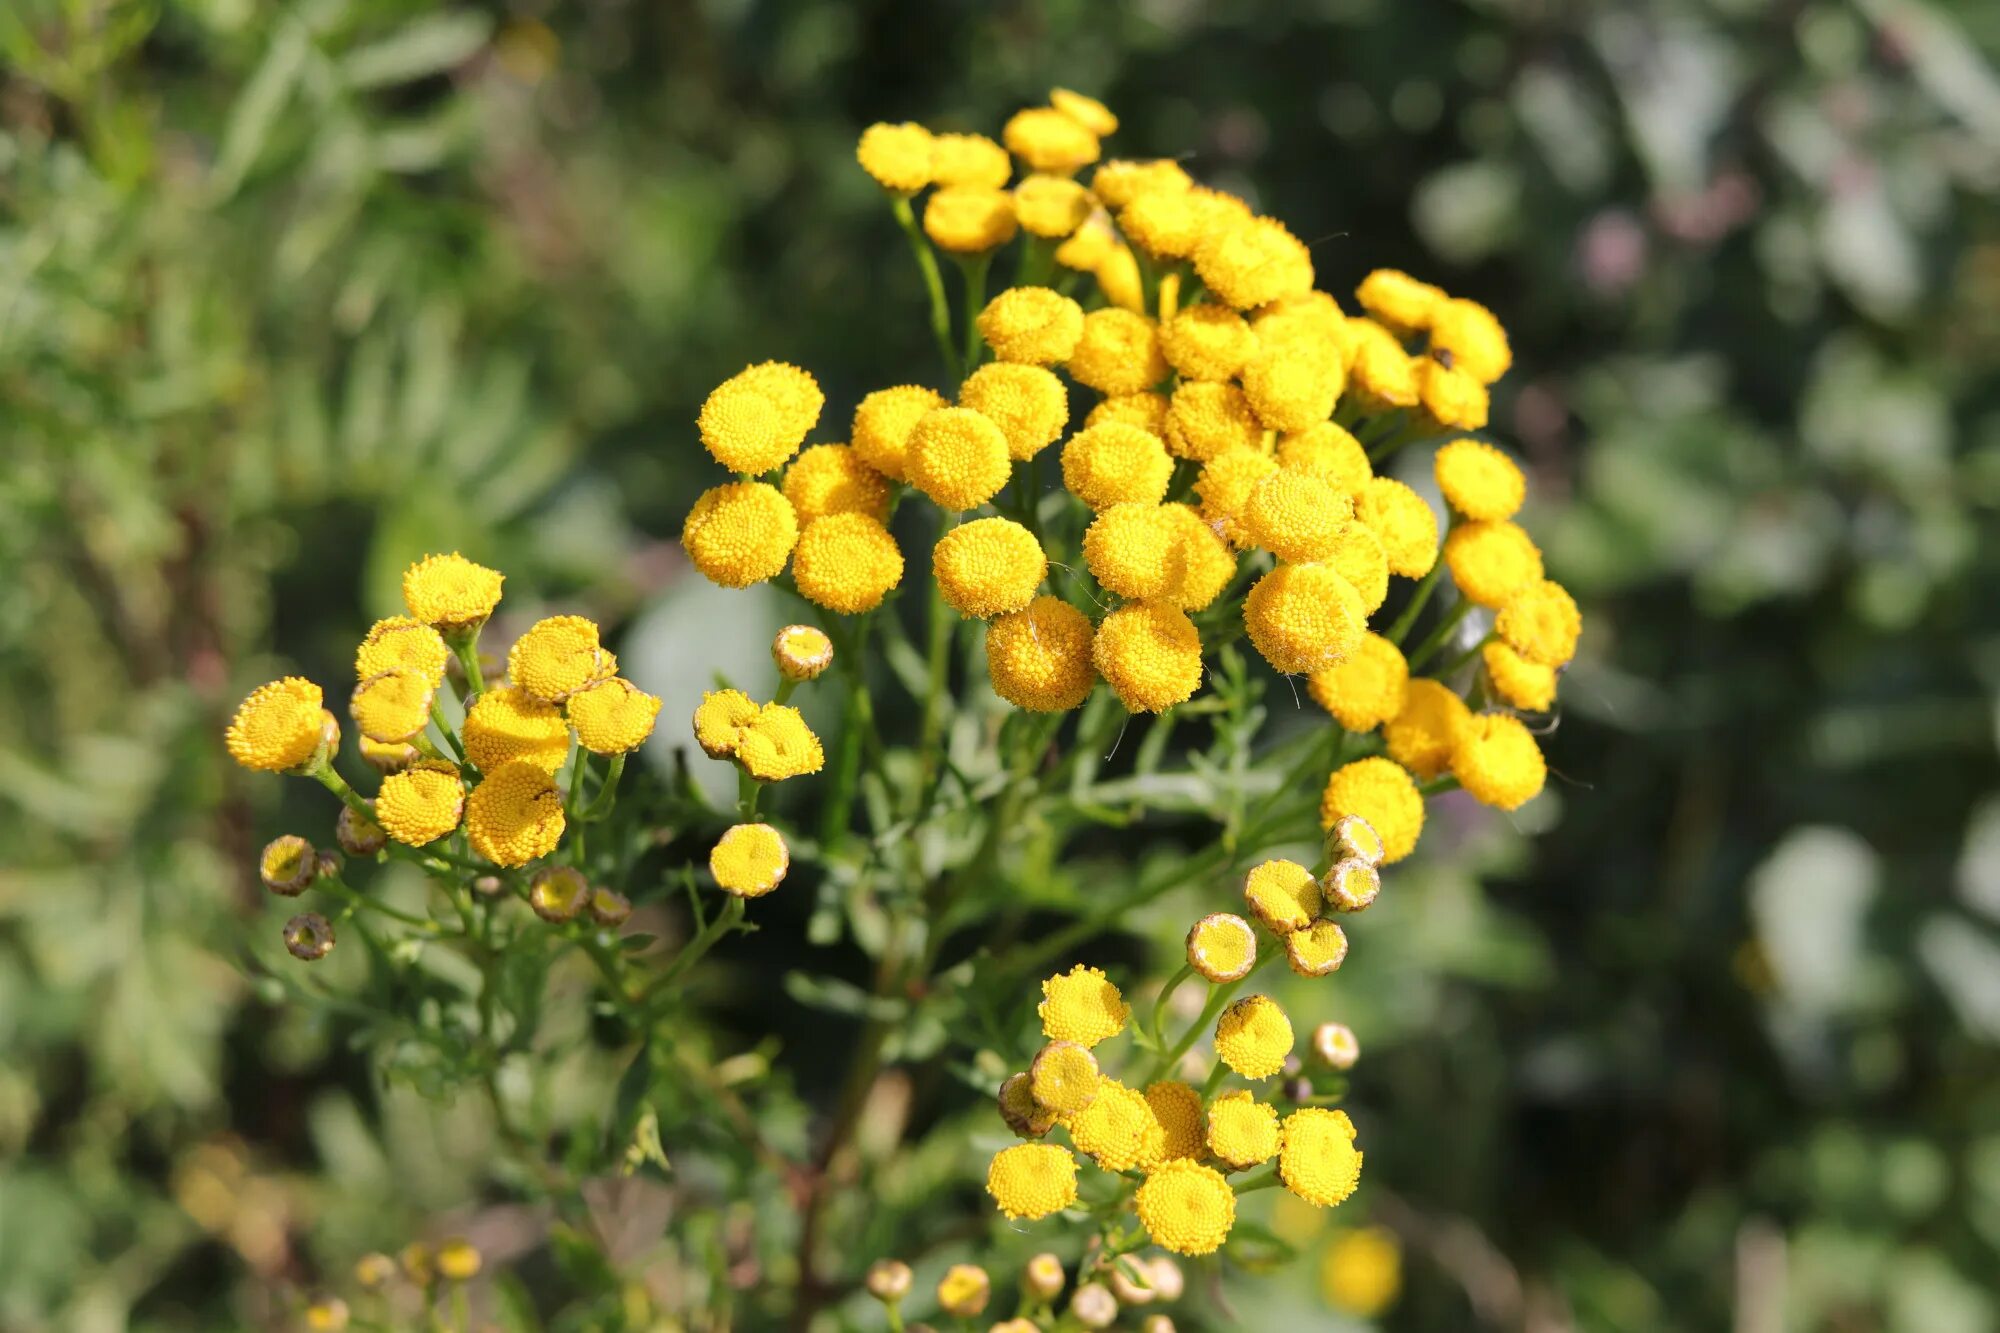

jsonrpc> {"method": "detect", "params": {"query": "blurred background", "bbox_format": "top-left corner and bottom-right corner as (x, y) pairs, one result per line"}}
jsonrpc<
(5, 0), (2000, 1328)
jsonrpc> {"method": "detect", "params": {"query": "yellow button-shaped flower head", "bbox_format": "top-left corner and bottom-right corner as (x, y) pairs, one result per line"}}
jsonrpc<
(987, 1143), (1079, 1221)
(260, 834), (317, 896)
(1245, 564), (1365, 676)
(1482, 640), (1556, 712)
(1243, 471), (1350, 565)
(1029, 1040), (1101, 1116)
(987, 596), (1097, 712)
(1003, 107), (1100, 175)
(1279, 1107), (1363, 1207)
(1039, 963), (1130, 1047)
(1216, 994), (1293, 1079)
(567, 677), (661, 755)
(1347, 327), (1420, 412)
(1206, 1090), (1280, 1168)
(1087, 391), (1170, 437)
(402, 553), (504, 631)
(1319, 757), (1424, 863)
(1195, 216), (1313, 310)
(1067, 308), (1167, 396)
(793, 513), (904, 614)
(1050, 88), (1118, 136)
(1095, 241), (1148, 312)
(783, 444), (891, 526)
(697, 362), (823, 475)
(692, 688), (758, 759)
(1445, 520), (1544, 609)
(1083, 504), (1179, 601)
(934, 516), (1046, 619)
(1497, 579), (1580, 667)
(376, 759), (465, 847)
(1314, 1020), (1361, 1070)
(999, 1071), (1058, 1139)
(959, 362), (1069, 460)
(464, 684), (569, 773)
(1162, 505), (1236, 612)
(1355, 268), (1445, 335)
(1186, 912), (1259, 982)
(1385, 679), (1471, 781)
(355, 617), (449, 687)
(977, 286), (1085, 366)
(359, 736), (416, 773)
(466, 760), (565, 867)
(931, 131), (1010, 189)
(1327, 812), (1386, 868)
(907, 407), (1011, 512)
(1135, 1159), (1236, 1256)
(350, 668), (433, 744)
(937, 1265), (991, 1318)
(773, 625), (835, 682)
(1145, 1080), (1207, 1160)
(682, 481), (799, 588)
(736, 704), (824, 781)
(925, 186), (1018, 254)
(227, 678), (327, 772)
(1286, 918), (1351, 977)
(1433, 437), (1524, 521)
(851, 384), (947, 481)
(1066, 1079), (1165, 1172)
(1417, 358), (1488, 431)
(1055, 211), (1117, 271)
(1324, 521), (1389, 614)
(710, 822), (790, 897)
(1166, 381), (1262, 462)
(1354, 477), (1439, 579)
(1161, 304), (1256, 382)
(1062, 421), (1173, 511)
(1241, 338), (1344, 434)
(1195, 447), (1279, 548)
(1453, 712), (1547, 811)
(1013, 173), (1093, 238)
(1243, 858), (1320, 934)
(1279, 422), (1372, 498)
(856, 121), (933, 194)
(1093, 602), (1203, 713)
(1428, 297), (1511, 384)
(1308, 629), (1408, 731)
(1321, 858), (1381, 914)
(508, 616), (614, 703)
(1090, 157), (1190, 209)
(1322, 1225), (1403, 1317)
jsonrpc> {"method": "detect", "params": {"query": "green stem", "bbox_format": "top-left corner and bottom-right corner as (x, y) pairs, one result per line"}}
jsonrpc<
(737, 768), (764, 821)
(1233, 1167), (1282, 1194)
(1149, 973), (1244, 1084)
(428, 695), (465, 762)
(445, 626), (487, 697)
(579, 752), (626, 822)
(1385, 561), (1445, 645)
(639, 894), (748, 1008)
(1417, 775), (1461, 797)
(957, 252), (992, 383)
(1435, 629), (1497, 679)
(1407, 598), (1474, 673)
(892, 194), (958, 381)
(1149, 962), (1195, 1050)
(914, 516), (959, 808)
(316, 876), (444, 933)
(312, 763), (374, 818)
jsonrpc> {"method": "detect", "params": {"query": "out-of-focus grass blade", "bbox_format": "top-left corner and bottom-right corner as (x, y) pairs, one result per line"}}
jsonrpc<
(339, 11), (492, 91)
(209, 17), (312, 199)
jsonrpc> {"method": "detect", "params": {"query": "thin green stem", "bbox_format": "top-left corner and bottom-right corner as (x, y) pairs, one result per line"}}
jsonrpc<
(957, 252), (992, 382)
(445, 626), (487, 697)
(892, 195), (958, 381)
(638, 894), (748, 1008)
(1149, 962), (1195, 1050)
(914, 516), (959, 808)
(737, 768), (763, 821)
(1408, 598), (1474, 673)
(312, 763), (374, 818)
(579, 753), (626, 822)
(1233, 1167), (1281, 1194)
(1417, 775), (1461, 797)
(1385, 561), (1445, 645)
(428, 695), (465, 762)
(316, 876), (444, 933)
(1435, 628), (1497, 679)
(1149, 974), (1242, 1084)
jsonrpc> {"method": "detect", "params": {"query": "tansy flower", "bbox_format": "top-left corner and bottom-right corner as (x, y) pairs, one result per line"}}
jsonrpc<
(1086, 391), (1170, 437)
(1030, 1040), (1101, 1115)
(710, 822), (790, 896)
(1497, 579), (1581, 667)
(736, 704), (824, 781)
(1354, 478), (1439, 579)
(1241, 338), (1344, 434)
(1050, 88), (1118, 136)
(1003, 107), (1099, 175)
(359, 735), (417, 773)
(1384, 679), (1471, 780)
(1055, 212), (1118, 270)
(1279, 1108), (1363, 1207)
(773, 625), (835, 681)
(303, 1297), (347, 1331)
(693, 688), (758, 759)
(1345, 322), (1420, 411)
(1000, 1071), (1059, 1139)
(1445, 519), (1544, 608)
(1039, 963), (1130, 1047)
(793, 513), (905, 613)
(1321, 858), (1381, 913)
(1452, 712), (1547, 811)
(937, 1265), (991, 1318)
(1166, 381), (1263, 462)
(987, 596), (1097, 712)
(260, 835), (317, 896)
(959, 362), (1069, 459)
(402, 553), (504, 630)
(436, 1240), (481, 1282)
(1206, 1091), (1281, 1168)
(1146, 1080), (1207, 1160)
(930, 131), (1011, 189)
(1093, 602), (1203, 713)
(508, 616), (614, 703)
(1119, 187), (1209, 260)
(1094, 243), (1147, 313)
(1355, 268), (1444, 334)
(1286, 918), (1351, 977)
(1428, 297), (1511, 384)
(1195, 216), (1313, 310)
(783, 444), (892, 525)
(1244, 563), (1365, 676)
(977, 286), (1085, 365)
(1090, 157), (1191, 210)
(1244, 471), (1350, 564)
(1320, 757), (1424, 863)
(1327, 812), (1386, 867)
(987, 1143), (1079, 1220)
(682, 481), (799, 588)
(1322, 1226), (1403, 1317)
(1135, 1159), (1236, 1256)
(1417, 358), (1489, 431)
(1013, 173), (1093, 238)
(376, 759), (465, 846)
(856, 121), (933, 193)
(1066, 308), (1167, 396)
(1161, 304), (1256, 382)
(335, 803), (386, 857)
(1242, 858), (1321, 933)
(1187, 912), (1259, 982)
(351, 668), (433, 744)
(850, 384), (947, 481)
(567, 678), (662, 754)
(698, 362), (823, 475)
(466, 760), (565, 867)
(924, 186), (1018, 253)
(1433, 436), (1524, 521)
(1082, 504), (1180, 601)
(1061, 421), (1173, 510)
(226, 678), (328, 773)
(1216, 994), (1293, 1079)
(1162, 504), (1237, 611)
(353, 1255), (395, 1291)
(1195, 448), (1280, 547)
(906, 407), (1012, 511)
(934, 516), (1046, 618)
(1483, 640), (1556, 712)
(1065, 1079), (1165, 1172)
(1313, 1021), (1361, 1070)
(1326, 520), (1390, 613)
(464, 684), (569, 773)
(355, 617), (449, 686)
(529, 865), (589, 922)
(1278, 422), (1372, 497)
(1256, 290), (1348, 353)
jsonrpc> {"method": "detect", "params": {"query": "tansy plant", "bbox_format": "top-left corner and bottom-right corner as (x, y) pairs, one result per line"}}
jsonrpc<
(227, 87), (1578, 1331)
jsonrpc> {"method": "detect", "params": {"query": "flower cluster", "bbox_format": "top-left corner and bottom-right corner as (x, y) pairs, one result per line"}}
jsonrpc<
(866, 1248), (1188, 1333)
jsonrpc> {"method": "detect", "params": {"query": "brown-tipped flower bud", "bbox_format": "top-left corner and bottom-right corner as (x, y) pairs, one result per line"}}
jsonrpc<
(588, 887), (633, 926)
(315, 849), (343, 882)
(399, 1242), (434, 1285)
(304, 1296), (349, 1332)
(1321, 857), (1380, 913)
(998, 1072), (1058, 1139)
(1025, 1252), (1066, 1301)
(259, 835), (318, 896)
(1071, 1281), (1118, 1328)
(284, 913), (335, 961)
(336, 802), (387, 857)
(471, 874), (506, 897)
(529, 866), (590, 923)
(359, 736), (419, 774)
(307, 711), (342, 773)
(436, 1238), (481, 1281)
(1326, 812), (1384, 868)
(1313, 1020), (1360, 1070)
(773, 625), (835, 681)
(353, 1253), (396, 1288)
(936, 1264), (990, 1317)
(1106, 1258), (1156, 1305)
(1141, 1315), (1178, 1333)
(1146, 1256), (1184, 1302)
(1185, 912), (1258, 982)
(865, 1259), (913, 1303)
(992, 1321), (1039, 1333)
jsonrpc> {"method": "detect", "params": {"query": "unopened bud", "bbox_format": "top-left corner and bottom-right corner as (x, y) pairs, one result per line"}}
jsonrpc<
(936, 1263), (990, 1317)
(1313, 1020), (1360, 1070)
(336, 802), (387, 856)
(1326, 813), (1384, 868)
(991, 1321), (1039, 1333)
(1141, 1316), (1177, 1333)
(998, 1072), (1056, 1139)
(1071, 1281), (1118, 1329)
(353, 1253), (396, 1288)
(303, 1296), (349, 1331)
(1024, 1252), (1066, 1301)
(529, 866), (590, 923)
(359, 736), (418, 774)
(436, 1238), (481, 1281)
(1321, 857), (1381, 913)
(1284, 1076), (1313, 1103)
(260, 835), (317, 896)
(588, 887), (633, 926)
(1106, 1258), (1155, 1305)
(315, 849), (343, 882)
(284, 913), (335, 961)
(865, 1259), (913, 1303)
(399, 1242), (433, 1285)
(1146, 1256), (1184, 1302)
(773, 625), (835, 682)
(1185, 912), (1258, 983)
(471, 875), (506, 897)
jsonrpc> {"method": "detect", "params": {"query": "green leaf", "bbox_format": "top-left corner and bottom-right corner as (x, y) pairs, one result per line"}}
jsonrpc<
(340, 12), (493, 90)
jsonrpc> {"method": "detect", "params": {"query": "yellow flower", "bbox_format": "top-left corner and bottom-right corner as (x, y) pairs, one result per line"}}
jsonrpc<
(1345, 321), (1420, 412)
(1165, 381), (1262, 462)
(1384, 678), (1471, 780)
(567, 678), (661, 755)
(363, 738), (418, 775)
(1029, 1040), (1101, 1115)
(1322, 1226), (1402, 1316)
(1013, 173), (1093, 238)
(1162, 505), (1237, 611)
(1313, 1020), (1361, 1070)
(987, 1142), (1079, 1221)
(1094, 243), (1146, 312)
(1039, 963), (1130, 1047)
(434, 1239), (481, 1282)
(1453, 712), (1547, 811)
(226, 678), (328, 773)
(710, 822), (790, 896)
(850, 384), (947, 481)
(1417, 358), (1488, 431)
(1050, 88), (1118, 136)
(464, 684), (569, 773)
(353, 1255), (395, 1290)
(1206, 1090), (1280, 1168)
(959, 362), (1069, 460)
(1135, 1159), (1236, 1256)
(1087, 391), (1170, 437)
(1055, 211), (1117, 270)
(1321, 858), (1380, 913)
(793, 513), (905, 614)
(508, 616), (613, 703)
(1142, 1080), (1206, 1162)
(934, 516), (1046, 618)
(1066, 308), (1167, 396)
(1061, 421), (1173, 511)
(1066, 1078), (1165, 1172)
(924, 185), (1018, 253)
(1241, 338), (1345, 434)
(1433, 436), (1524, 520)
(773, 625), (835, 681)
(1428, 297), (1511, 384)
(1285, 918), (1351, 977)
(1003, 107), (1100, 175)
(1327, 812), (1386, 868)
(1354, 477), (1438, 579)
(1186, 912), (1259, 983)
(466, 760), (565, 867)
(1279, 1107), (1363, 1207)
(682, 481), (799, 588)
(1445, 520), (1544, 609)
(693, 688), (758, 758)
(736, 704), (824, 781)
(1093, 602), (1203, 713)
(856, 121), (933, 193)
(402, 553), (504, 630)
(1326, 521), (1390, 614)
(355, 617), (448, 686)
(1278, 422), (1371, 498)
(350, 668), (433, 744)
(304, 1297), (348, 1332)
(1319, 757), (1423, 863)
(1000, 1071), (1059, 1139)
(1195, 216), (1313, 310)
(977, 286), (1085, 366)
(529, 865), (589, 922)
(1243, 471), (1350, 564)
(1244, 564), (1365, 676)
(907, 407), (1012, 511)
(1090, 157), (1190, 210)
(376, 759), (465, 847)
(1497, 579), (1580, 667)
(987, 596), (1097, 712)
(783, 444), (892, 525)
(931, 131), (1010, 189)
(1215, 994), (1293, 1079)
(1161, 304), (1256, 382)
(260, 834), (317, 896)
(698, 362), (823, 476)
(937, 1265), (992, 1318)
(1083, 504), (1180, 601)
(1243, 858), (1322, 934)
(1355, 268), (1444, 334)
(1194, 448), (1279, 547)
(1482, 640), (1556, 712)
